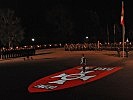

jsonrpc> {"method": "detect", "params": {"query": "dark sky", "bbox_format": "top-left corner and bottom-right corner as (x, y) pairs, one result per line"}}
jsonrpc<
(0, 0), (132, 43)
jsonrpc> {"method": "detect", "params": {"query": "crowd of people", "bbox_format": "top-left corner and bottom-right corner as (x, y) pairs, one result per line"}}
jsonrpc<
(64, 43), (102, 51)
(64, 42), (133, 51)
(64, 42), (133, 57)
(0, 42), (132, 60)
(0, 47), (35, 60)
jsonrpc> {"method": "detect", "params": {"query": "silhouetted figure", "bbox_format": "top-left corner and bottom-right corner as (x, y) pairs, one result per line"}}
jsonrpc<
(117, 47), (120, 57)
(125, 47), (129, 57)
(80, 54), (87, 72)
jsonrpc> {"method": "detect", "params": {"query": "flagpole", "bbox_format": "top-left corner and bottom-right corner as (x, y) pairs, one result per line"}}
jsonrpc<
(114, 24), (115, 44)
(122, 24), (125, 58)
(121, 1), (125, 58)
(107, 24), (109, 44)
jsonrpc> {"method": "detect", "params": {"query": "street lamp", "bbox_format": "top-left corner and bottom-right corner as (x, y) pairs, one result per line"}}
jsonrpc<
(85, 36), (88, 39)
(31, 38), (35, 48)
(85, 36), (89, 43)
(126, 38), (129, 42)
(32, 38), (35, 42)
(126, 38), (129, 47)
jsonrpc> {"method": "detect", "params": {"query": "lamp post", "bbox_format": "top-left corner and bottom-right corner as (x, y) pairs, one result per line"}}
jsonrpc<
(85, 36), (89, 43)
(126, 38), (129, 43)
(32, 38), (35, 42)
(126, 38), (129, 47)
(31, 38), (35, 48)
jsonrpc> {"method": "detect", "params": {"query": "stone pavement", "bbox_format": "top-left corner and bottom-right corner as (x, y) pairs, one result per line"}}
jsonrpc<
(1, 48), (133, 100)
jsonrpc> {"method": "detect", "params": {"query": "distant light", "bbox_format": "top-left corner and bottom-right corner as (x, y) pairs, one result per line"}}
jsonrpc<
(126, 38), (129, 42)
(32, 38), (35, 42)
(10, 47), (13, 50)
(59, 43), (62, 46)
(85, 36), (88, 39)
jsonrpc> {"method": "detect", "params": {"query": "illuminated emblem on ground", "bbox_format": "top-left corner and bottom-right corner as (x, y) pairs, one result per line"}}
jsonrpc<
(28, 66), (122, 93)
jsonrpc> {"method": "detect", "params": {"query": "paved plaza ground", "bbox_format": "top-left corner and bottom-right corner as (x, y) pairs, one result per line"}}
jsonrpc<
(0, 48), (133, 100)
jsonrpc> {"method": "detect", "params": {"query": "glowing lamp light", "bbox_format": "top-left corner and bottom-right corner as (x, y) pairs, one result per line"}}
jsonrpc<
(85, 36), (88, 39)
(32, 38), (35, 42)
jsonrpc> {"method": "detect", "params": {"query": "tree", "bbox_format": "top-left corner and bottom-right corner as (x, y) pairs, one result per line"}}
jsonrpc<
(0, 9), (24, 48)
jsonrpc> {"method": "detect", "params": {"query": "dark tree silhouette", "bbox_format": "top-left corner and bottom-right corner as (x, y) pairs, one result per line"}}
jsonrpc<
(0, 9), (24, 48)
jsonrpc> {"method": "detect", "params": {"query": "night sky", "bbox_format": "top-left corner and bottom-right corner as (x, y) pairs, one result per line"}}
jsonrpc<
(0, 0), (132, 44)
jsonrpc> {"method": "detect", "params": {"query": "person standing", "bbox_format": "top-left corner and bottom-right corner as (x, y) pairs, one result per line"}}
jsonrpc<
(117, 47), (120, 57)
(80, 54), (87, 72)
(125, 47), (129, 57)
